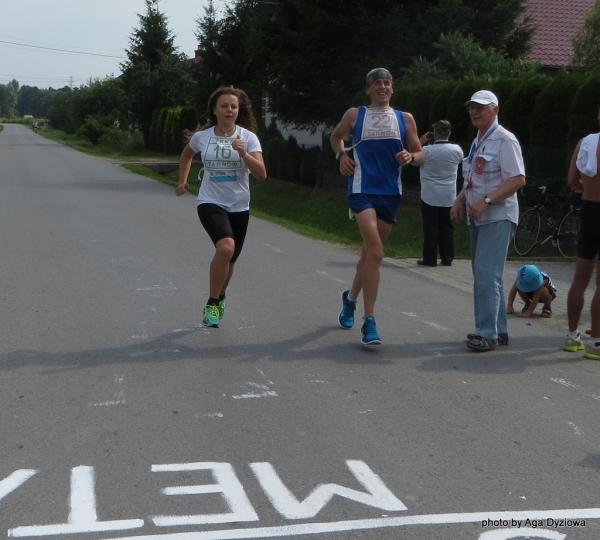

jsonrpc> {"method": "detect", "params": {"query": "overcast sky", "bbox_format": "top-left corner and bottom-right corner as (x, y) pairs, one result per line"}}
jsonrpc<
(1, 0), (224, 89)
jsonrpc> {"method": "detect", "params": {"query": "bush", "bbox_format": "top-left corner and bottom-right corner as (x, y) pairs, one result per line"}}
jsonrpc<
(298, 147), (320, 186)
(284, 136), (302, 183)
(264, 136), (286, 178)
(98, 128), (130, 150)
(528, 72), (584, 148)
(567, 74), (600, 153)
(178, 106), (198, 153)
(148, 109), (160, 150)
(77, 116), (106, 145)
(502, 74), (550, 147)
(163, 109), (176, 154)
(528, 72), (584, 183)
(154, 108), (169, 152)
(428, 80), (457, 127)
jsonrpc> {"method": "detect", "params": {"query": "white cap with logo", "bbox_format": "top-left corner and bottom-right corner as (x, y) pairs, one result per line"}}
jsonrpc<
(466, 90), (499, 106)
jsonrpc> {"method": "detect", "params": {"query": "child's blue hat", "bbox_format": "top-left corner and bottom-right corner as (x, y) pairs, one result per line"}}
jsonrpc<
(517, 264), (543, 293)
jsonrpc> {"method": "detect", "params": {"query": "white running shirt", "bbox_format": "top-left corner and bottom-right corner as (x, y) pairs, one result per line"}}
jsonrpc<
(189, 125), (262, 212)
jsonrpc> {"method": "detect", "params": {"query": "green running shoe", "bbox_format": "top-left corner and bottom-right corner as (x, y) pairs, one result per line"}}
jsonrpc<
(563, 333), (584, 352)
(584, 341), (600, 360)
(203, 304), (220, 327)
(218, 297), (225, 320)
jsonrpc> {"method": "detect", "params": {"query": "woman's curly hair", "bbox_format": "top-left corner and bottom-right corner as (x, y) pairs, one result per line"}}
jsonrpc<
(202, 86), (258, 133)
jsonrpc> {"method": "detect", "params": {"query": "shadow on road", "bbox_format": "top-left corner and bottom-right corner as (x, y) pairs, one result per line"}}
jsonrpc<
(0, 326), (575, 375)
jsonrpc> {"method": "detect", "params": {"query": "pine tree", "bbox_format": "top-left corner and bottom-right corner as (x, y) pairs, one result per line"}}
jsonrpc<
(572, 0), (600, 69)
(121, 0), (194, 146)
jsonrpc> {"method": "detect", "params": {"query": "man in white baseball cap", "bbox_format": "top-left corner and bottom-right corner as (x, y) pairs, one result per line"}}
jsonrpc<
(451, 89), (526, 352)
(465, 90), (499, 107)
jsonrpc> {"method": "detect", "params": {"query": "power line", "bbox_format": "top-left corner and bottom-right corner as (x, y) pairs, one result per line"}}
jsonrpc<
(0, 39), (125, 59)
(0, 72), (89, 82)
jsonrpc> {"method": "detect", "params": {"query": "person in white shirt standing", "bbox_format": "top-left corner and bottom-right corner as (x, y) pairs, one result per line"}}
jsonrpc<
(451, 90), (526, 352)
(176, 86), (267, 328)
(417, 120), (464, 267)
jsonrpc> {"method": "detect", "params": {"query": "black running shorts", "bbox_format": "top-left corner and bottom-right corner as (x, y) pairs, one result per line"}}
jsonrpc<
(577, 200), (600, 260)
(197, 203), (250, 263)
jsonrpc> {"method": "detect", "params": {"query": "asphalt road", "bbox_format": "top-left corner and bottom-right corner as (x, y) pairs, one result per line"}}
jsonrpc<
(1, 123), (599, 540)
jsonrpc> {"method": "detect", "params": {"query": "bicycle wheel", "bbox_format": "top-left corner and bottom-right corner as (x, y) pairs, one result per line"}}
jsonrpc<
(513, 208), (541, 256)
(557, 208), (579, 258)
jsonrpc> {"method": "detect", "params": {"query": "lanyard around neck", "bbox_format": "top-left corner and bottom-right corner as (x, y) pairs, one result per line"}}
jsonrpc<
(467, 122), (498, 164)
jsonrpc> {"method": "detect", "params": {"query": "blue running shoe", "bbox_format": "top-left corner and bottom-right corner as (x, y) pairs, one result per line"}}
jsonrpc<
(338, 290), (356, 329)
(203, 304), (220, 327)
(361, 316), (381, 345)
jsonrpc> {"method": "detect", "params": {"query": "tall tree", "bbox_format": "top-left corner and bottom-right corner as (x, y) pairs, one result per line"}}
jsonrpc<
(193, 0), (266, 118)
(193, 0), (532, 127)
(0, 79), (19, 117)
(572, 0), (600, 69)
(121, 0), (194, 145)
(402, 32), (538, 82)
(193, 0), (222, 107)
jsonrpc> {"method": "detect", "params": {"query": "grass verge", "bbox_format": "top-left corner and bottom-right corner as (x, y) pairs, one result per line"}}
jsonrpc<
(137, 163), (471, 258)
(41, 128), (179, 162)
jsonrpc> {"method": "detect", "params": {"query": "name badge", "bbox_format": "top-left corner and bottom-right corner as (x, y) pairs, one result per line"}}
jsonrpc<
(474, 156), (486, 174)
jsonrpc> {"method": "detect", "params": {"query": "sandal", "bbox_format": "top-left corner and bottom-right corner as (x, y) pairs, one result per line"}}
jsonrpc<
(466, 335), (497, 352)
(467, 332), (508, 346)
(541, 307), (552, 318)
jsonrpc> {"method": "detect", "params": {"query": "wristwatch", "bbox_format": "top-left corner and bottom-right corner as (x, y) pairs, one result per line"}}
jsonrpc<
(484, 196), (492, 206)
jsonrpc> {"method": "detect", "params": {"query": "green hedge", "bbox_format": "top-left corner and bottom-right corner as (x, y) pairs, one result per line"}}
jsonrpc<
(153, 71), (600, 190)
(148, 106), (199, 154)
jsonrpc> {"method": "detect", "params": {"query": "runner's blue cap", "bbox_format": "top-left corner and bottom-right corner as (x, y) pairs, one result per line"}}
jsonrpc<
(366, 68), (392, 86)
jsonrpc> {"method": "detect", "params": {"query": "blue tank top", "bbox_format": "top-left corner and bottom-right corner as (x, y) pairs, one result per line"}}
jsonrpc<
(348, 106), (408, 195)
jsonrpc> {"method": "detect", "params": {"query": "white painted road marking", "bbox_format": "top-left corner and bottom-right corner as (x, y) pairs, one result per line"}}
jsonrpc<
(479, 529), (565, 539)
(151, 463), (259, 527)
(5, 461), (599, 538)
(401, 312), (451, 332)
(0, 470), (37, 502)
(103, 509), (597, 540)
(9, 467), (143, 537)
(250, 460), (406, 519)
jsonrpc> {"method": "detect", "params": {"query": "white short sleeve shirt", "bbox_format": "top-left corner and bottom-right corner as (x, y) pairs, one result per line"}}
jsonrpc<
(189, 126), (262, 212)
(420, 142), (464, 207)
(463, 124), (525, 226)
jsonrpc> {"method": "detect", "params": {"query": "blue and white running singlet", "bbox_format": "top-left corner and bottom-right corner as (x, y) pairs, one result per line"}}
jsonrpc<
(349, 106), (407, 195)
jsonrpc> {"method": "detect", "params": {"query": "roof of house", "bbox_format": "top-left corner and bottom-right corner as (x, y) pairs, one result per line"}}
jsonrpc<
(526, 0), (595, 68)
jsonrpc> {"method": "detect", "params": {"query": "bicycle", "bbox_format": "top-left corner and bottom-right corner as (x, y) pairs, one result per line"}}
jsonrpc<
(512, 185), (580, 258)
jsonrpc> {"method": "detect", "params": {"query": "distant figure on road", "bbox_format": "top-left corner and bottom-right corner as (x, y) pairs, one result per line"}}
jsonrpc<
(450, 90), (526, 352)
(330, 67), (423, 345)
(416, 120), (463, 267)
(176, 86), (267, 328)
(506, 264), (556, 318)
(564, 107), (600, 359)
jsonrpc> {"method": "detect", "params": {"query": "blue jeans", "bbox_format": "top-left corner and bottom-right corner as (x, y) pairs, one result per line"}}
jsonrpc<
(469, 220), (515, 339)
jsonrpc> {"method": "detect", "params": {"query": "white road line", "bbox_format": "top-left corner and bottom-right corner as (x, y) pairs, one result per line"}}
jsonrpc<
(103, 507), (600, 540)
(0, 470), (37, 501)
(255, 369), (274, 385)
(262, 243), (283, 254)
(401, 312), (451, 332)
(550, 377), (600, 402)
(567, 421), (583, 437)
(231, 391), (278, 400)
